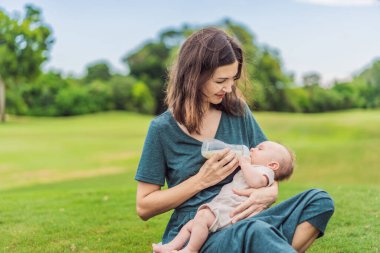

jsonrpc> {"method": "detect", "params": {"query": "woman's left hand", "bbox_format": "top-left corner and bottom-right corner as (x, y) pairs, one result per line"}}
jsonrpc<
(229, 182), (278, 224)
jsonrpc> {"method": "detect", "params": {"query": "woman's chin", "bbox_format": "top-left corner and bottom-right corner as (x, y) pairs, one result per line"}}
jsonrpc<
(210, 98), (223, 105)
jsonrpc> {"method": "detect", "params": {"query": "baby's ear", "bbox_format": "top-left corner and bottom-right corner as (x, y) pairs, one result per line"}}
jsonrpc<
(267, 161), (279, 171)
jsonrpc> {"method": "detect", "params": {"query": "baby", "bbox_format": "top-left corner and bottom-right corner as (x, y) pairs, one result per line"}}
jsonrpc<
(153, 140), (295, 253)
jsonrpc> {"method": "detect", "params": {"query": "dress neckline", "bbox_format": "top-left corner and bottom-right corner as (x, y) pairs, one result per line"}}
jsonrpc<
(167, 110), (224, 144)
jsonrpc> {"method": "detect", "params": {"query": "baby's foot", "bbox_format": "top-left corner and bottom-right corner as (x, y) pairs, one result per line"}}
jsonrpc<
(152, 243), (176, 253)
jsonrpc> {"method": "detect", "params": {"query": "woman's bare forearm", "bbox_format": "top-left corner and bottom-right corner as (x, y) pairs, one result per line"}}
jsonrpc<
(136, 174), (206, 220)
(137, 150), (239, 220)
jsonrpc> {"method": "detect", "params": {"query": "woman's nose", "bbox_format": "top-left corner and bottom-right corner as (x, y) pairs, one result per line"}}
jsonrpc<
(223, 82), (233, 93)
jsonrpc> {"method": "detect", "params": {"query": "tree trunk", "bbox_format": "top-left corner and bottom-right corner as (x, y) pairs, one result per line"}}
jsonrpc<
(0, 77), (6, 123)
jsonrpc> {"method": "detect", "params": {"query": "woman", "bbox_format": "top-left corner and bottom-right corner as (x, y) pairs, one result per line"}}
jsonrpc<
(135, 27), (334, 252)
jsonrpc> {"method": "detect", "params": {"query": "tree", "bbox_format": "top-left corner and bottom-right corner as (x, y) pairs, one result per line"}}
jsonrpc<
(0, 5), (53, 122)
(255, 48), (292, 111)
(352, 59), (380, 108)
(123, 25), (205, 114)
(332, 82), (360, 109)
(20, 71), (68, 116)
(302, 72), (321, 87)
(85, 61), (112, 83)
(123, 40), (172, 114)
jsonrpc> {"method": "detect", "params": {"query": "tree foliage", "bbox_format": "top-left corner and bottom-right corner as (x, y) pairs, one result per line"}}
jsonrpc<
(123, 41), (171, 114)
(0, 4), (53, 122)
(351, 59), (380, 108)
(2, 10), (379, 117)
(85, 61), (112, 83)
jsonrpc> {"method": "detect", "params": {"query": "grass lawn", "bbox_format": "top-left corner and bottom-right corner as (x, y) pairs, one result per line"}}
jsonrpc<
(0, 110), (379, 252)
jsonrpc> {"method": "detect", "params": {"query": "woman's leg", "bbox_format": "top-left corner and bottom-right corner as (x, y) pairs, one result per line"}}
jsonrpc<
(289, 189), (335, 252)
(201, 189), (334, 253)
(253, 189), (334, 245)
(292, 221), (319, 253)
(201, 219), (297, 253)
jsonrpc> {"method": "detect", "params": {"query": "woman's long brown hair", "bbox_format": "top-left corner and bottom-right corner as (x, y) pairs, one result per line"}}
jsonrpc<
(165, 27), (248, 134)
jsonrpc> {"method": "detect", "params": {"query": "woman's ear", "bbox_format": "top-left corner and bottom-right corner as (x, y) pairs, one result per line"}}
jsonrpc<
(267, 161), (279, 171)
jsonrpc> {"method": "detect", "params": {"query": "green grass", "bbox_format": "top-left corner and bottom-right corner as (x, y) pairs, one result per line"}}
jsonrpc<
(0, 110), (379, 252)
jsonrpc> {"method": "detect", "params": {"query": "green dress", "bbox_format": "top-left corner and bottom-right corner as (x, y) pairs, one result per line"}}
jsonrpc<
(135, 105), (334, 252)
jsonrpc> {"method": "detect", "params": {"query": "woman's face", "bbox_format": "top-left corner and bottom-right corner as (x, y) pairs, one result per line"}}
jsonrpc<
(202, 61), (239, 106)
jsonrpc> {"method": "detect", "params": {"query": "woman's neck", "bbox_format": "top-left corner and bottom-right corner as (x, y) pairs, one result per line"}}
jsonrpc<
(203, 102), (214, 114)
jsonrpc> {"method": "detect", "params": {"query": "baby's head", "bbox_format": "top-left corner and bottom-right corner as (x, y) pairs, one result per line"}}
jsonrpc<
(250, 141), (294, 181)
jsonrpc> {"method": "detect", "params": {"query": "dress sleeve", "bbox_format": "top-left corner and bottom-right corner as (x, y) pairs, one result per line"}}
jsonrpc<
(135, 120), (166, 186)
(255, 166), (275, 186)
(244, 103), (268, 148)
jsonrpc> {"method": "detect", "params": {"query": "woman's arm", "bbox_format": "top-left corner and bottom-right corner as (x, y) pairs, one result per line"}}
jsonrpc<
(136, 176), (203, 220)
(136, 148), (239, 220)
(229, 181), (278, 223)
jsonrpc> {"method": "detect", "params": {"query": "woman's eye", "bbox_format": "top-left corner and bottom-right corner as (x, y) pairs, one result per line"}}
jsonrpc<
(216, 80), (225, 84)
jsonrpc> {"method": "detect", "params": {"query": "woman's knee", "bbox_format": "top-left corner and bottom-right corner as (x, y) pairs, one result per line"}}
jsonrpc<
(308, 189), (335, 213)
(243, 220), (291, 248)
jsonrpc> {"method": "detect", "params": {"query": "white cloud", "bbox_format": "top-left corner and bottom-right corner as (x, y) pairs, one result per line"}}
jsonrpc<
(295, 0), (380, 7)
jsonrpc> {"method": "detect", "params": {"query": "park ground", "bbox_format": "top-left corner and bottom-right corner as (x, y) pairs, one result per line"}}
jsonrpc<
(0, 110), (379, 252)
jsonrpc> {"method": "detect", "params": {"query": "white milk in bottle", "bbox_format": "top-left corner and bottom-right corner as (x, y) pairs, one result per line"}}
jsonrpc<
(201, 139), (250, 159)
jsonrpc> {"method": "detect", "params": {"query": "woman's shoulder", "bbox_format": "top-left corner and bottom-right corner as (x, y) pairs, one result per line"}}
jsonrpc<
(242, 101), (254, 115)
(147, 110), (188, 146)
(149, 110), (174, 130)
(223, 101), (253, 120)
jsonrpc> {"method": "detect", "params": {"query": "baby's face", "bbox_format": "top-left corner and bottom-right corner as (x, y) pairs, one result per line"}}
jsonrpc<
(250, 141), (282, 166)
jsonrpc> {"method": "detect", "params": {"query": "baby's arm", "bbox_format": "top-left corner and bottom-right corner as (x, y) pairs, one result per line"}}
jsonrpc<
(239, 157), (269, 188)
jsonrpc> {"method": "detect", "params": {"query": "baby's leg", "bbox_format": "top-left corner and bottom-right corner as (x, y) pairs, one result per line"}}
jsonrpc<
(177, 208), (216, 253)
(152, 220), (194, 253)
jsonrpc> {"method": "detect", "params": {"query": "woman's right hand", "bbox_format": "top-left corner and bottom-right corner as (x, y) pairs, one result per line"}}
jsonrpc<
(196, 148), (239, 189)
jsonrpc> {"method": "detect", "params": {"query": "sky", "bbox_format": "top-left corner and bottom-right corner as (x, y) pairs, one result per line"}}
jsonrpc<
(1, 0), (380, 85)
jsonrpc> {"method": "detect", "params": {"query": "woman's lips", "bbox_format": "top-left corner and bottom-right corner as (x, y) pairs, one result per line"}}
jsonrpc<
(216, 94), (225, 99)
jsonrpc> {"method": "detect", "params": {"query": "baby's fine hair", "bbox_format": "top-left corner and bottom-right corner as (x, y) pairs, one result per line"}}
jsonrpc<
(275, 145), (295, 181)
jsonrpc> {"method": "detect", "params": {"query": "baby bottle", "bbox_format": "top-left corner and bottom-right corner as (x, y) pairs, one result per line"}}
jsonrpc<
(201, 139), (250, 159)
